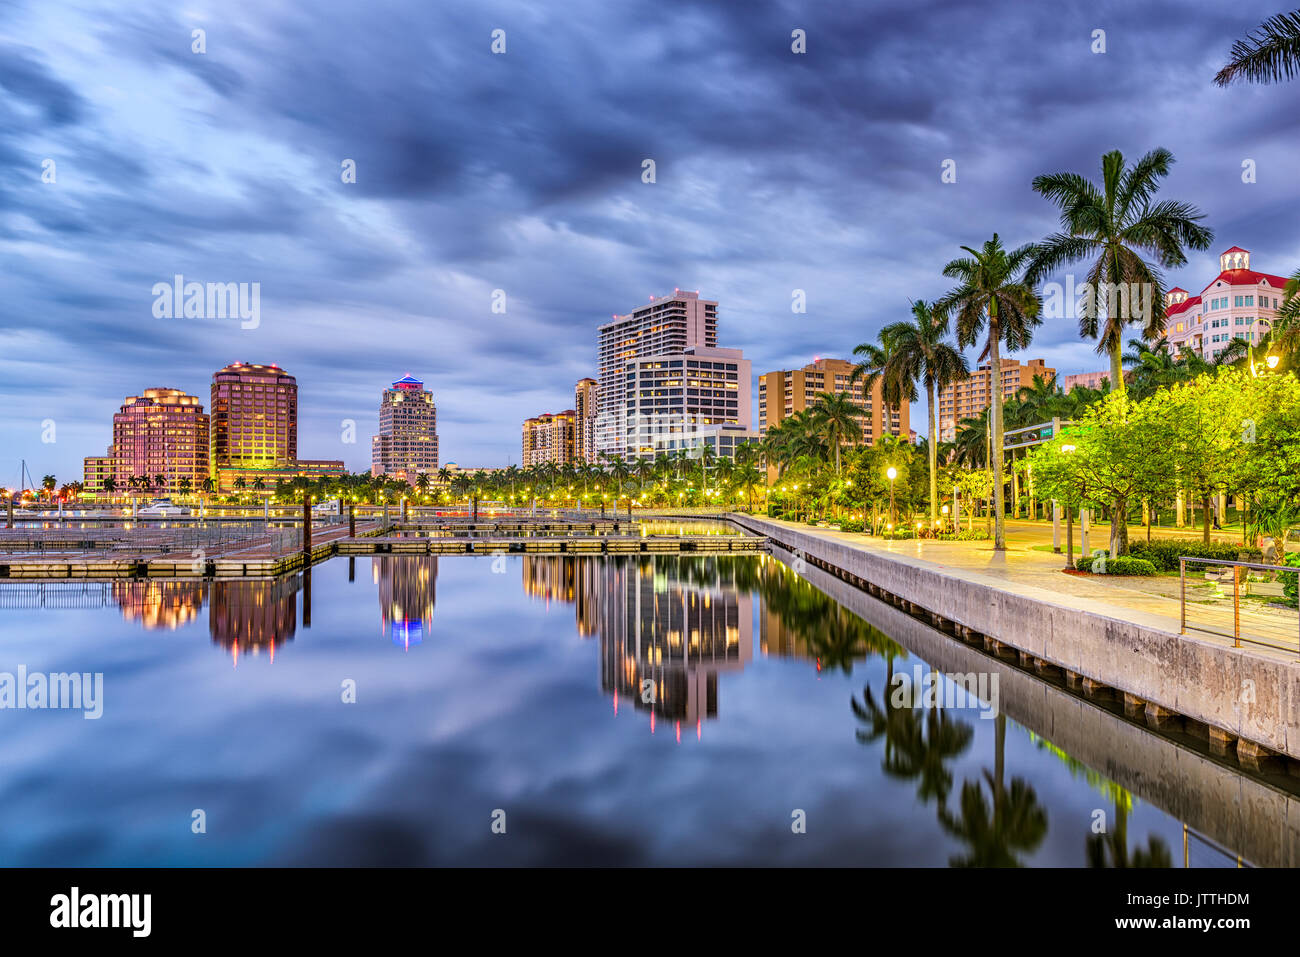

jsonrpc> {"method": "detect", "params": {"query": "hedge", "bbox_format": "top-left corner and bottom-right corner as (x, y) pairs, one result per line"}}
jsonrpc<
(1074, 553), (1157, 576)
(1127, 539), (1263, 572)
(837, 519), (865, 533)
(1284, 553), (1300, 607)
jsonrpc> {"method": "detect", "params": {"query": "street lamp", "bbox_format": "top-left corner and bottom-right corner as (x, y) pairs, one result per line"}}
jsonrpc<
(1062, 444), (1077, 569)
(886, 466), (897, 526)
(941, 503), (950, 534)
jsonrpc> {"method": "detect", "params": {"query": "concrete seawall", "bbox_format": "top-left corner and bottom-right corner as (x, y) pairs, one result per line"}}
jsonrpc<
(785, 549), (1300, 867)
(729, 514), (1300, 764)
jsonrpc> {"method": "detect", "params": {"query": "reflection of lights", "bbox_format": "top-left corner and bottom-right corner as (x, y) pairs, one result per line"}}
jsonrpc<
(392, 620), (423, 650)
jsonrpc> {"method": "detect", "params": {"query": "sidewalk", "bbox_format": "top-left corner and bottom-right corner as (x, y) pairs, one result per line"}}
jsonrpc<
(753, 517), (1300, 657)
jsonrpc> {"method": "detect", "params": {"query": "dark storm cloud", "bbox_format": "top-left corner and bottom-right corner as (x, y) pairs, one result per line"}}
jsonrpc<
(1, 0), (1296, 482)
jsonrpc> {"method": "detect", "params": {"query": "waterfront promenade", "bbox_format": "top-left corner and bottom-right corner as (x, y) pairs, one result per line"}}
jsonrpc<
(727, 513), (1300, 763)
(742, 516), (1296, 651)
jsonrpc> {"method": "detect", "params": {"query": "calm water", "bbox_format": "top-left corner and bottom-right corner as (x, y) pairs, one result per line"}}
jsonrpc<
(0, 553), (1279, 866)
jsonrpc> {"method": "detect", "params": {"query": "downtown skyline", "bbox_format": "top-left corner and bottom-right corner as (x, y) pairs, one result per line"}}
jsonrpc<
(3, 0), (1298, 481)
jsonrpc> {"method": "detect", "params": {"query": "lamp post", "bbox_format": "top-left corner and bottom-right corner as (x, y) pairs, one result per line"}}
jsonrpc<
(886, 466), (897, 526)
(941, 503), (950, 534)
(1062, 444), (1076, 569)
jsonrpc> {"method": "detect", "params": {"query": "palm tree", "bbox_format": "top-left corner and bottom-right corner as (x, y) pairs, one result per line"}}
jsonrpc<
(809, 390), (860, 475)
(1271, 269), (1300, 354)
(41, 474), (56, 500)
(953, 414), (989, 469)
(1215, 11), (1300, 86)
(415, 472), (431, 496)
(850, 335), (911, 408)
(879, 300), (969, 524)
(936, 233), (1042, 549)
(1029, 148), (1213, 391)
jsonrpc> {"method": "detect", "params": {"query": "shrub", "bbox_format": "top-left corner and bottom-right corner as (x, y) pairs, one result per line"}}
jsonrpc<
(1074, 552), (1156, 575)
(837, 519), (864, 533)
(882, 530), (916, 540)
(1106, 556), (1157, 576)
(1284, 553), (1300, 607)
(938, 529), (990, 541)
(806, 518), (820, 526)
(1127, 539), (1263, 572)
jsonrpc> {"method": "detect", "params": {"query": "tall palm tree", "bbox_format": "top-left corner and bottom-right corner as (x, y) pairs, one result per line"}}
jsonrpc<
(936, 233), (1042, 550)
(1215, 11), (1300, 86)
(1029, 148), (1213, 391)
(809, 390), (860, 475)
(879, 300), (969, 524)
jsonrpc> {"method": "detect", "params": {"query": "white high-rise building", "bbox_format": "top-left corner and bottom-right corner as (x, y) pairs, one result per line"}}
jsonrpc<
(596, 289), (717, 460)
(595, 289), (754, 462)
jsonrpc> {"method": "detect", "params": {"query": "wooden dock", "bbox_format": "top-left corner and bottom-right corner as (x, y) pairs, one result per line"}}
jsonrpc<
(0, 523), (765, 580)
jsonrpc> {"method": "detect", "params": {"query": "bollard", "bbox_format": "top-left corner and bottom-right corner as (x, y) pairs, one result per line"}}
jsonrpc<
(348, 503), (355, 537)
(302, 498), (312, 560)
(6, 498), (12, 529)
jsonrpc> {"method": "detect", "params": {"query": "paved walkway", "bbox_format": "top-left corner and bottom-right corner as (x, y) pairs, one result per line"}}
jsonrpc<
(747, 517), (1300, 657)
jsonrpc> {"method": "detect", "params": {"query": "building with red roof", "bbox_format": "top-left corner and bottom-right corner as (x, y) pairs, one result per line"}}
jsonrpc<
(1163, 247), (1289, 360)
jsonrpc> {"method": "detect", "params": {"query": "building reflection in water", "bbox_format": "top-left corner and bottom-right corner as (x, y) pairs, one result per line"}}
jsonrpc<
(112, 580), (207, 630)
(374, 555), (438, 650)
(521, 555), (601, 636)
(523, 555), (755, 737)
(208, 576), (301, 666)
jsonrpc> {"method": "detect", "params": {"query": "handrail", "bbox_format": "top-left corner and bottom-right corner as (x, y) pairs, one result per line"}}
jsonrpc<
(1179, 556), (1299, 658)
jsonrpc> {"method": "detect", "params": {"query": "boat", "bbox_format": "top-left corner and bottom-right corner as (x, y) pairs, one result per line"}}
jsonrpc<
(138, 498), (190, 517)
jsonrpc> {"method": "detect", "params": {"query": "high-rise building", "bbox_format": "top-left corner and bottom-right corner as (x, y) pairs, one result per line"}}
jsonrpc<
(1163, 246), (1288, 362)
(622, 346), (754, 460)
(522, 410), (577, 466)
(574, 377), (598, 464)
(758, 357), (909, 444)
(936, 357), (1055, 442)
(109, 388), (210, 493)
(596, 289), (717, 459)
(209, 362), (297, 475)
(371, 374), (439, 483)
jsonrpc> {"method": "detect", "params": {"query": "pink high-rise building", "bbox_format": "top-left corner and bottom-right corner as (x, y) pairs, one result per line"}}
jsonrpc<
(110, 388), (209, 493)
(1163, 246), (1288, 361)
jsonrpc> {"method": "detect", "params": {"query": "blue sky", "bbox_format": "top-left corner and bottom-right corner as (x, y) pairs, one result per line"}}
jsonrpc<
(2, 0), (1297, 484)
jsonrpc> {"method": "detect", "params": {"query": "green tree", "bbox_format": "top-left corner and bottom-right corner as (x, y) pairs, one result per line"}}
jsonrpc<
(880, 300), (969, 525)
(809, 390), (861, 476)
(937, 233), (1042, 550)
(1029, 148), (1213, 391)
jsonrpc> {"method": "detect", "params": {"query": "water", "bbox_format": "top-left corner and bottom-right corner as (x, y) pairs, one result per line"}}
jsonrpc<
(0, 553), (1284, 866)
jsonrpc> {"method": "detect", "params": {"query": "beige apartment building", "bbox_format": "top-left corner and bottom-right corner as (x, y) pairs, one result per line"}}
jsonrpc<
(522, 410), (577, 467)
(574, 377), (598, 464)
(757, 357), (910, 445)
(936, 357), (1055, 442)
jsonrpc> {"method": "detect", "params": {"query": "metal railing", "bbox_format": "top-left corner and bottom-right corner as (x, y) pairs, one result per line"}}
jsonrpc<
(1183, 823), (1252, 868)
(1179, 557), (1299, 657)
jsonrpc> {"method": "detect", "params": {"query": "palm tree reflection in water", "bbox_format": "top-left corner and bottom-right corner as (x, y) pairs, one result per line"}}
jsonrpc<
(854, 668), (1047, 866)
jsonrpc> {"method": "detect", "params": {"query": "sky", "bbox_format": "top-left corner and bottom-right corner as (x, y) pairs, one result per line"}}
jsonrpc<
(2, 0), (1298, 484)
